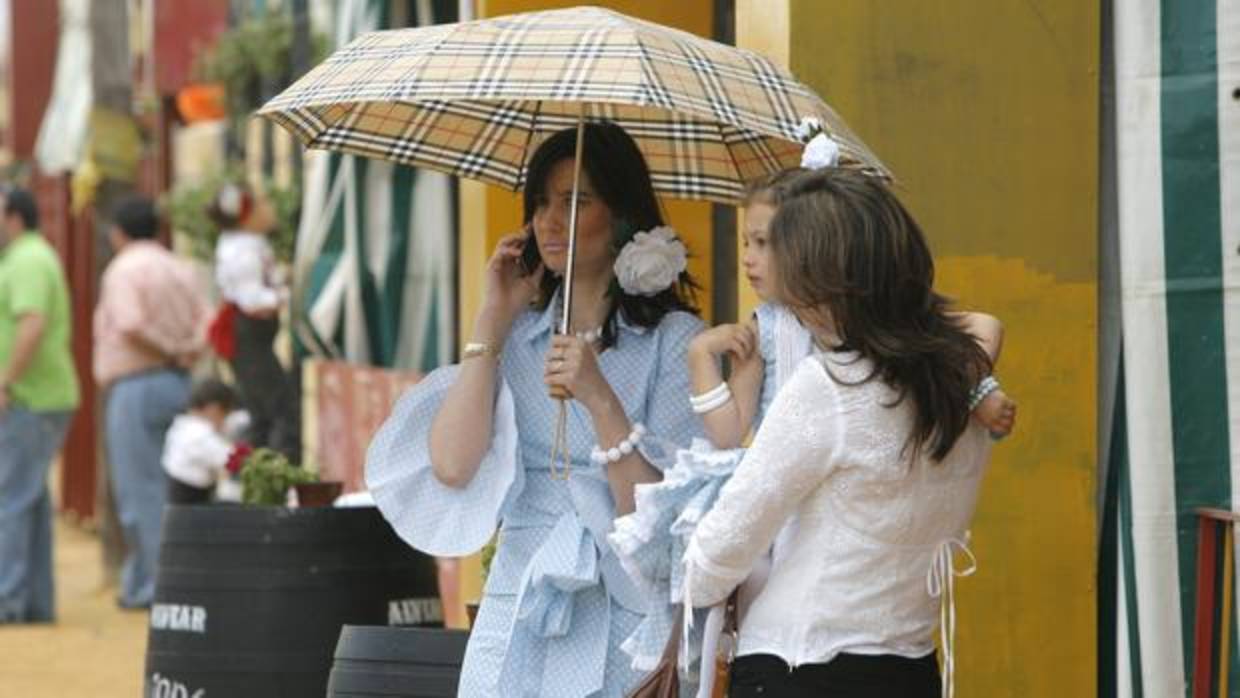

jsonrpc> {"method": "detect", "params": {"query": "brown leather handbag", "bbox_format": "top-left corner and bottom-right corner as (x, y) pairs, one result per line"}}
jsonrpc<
(626, 605), (685, 698)
(627, 594), (739, 698)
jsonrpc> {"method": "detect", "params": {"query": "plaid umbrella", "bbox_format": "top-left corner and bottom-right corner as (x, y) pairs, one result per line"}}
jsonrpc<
(261, 5), (891, 477)
(258, 5), (890, 204)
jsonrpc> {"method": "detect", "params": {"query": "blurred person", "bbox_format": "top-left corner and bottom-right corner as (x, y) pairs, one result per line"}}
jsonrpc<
(0, 187), (80, 623)
(162, 378), (249, 505)
(94, 195), (209, 609)
(205, 183), (296, 456)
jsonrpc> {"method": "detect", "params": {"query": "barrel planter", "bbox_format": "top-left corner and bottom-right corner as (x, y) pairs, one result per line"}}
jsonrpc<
(144, 505), (441, 698)
(327, 626), (469, 697)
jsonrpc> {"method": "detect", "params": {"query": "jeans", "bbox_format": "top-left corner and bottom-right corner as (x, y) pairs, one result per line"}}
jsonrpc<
(105, 369), (189, 608)
(0, 408), (72, 622)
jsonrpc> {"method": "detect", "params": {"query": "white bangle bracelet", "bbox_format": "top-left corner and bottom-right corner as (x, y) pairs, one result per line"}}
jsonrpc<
(690, 382), (732, 412)
(691, 384), (733, 414)
(590, 423), (647, 465)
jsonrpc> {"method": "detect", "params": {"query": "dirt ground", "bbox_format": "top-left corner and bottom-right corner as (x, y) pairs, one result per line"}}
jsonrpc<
(0, 516), (147, 697)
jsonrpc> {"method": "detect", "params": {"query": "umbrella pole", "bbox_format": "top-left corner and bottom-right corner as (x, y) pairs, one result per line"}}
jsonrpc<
(550, 107), (587, 480)
(559, 108), (587, 336)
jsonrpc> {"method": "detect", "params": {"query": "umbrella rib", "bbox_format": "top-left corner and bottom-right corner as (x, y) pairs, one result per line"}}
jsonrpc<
(517, 98), (546, 192)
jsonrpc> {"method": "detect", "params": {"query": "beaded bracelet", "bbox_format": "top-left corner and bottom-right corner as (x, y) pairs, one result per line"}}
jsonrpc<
(690, 382), (733, 414)
(968, 376), (1000, 411)
(590, 423), (647, 465)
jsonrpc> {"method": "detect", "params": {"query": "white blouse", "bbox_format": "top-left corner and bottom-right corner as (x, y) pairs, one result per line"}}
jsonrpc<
(684, 352), (991, 681)
(161, 414), (234, 489)
(214, 231), (283, 313)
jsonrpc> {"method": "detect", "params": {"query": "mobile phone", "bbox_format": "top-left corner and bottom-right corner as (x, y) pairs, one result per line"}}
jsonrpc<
(519, 227), (542, 277)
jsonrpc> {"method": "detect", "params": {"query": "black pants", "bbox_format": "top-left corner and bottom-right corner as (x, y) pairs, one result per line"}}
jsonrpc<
(166, 478), (211, 505)
(230, 313), (297, 456)
(729, 652), (940, 698)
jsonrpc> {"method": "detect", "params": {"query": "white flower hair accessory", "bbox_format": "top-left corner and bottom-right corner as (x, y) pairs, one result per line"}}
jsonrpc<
(218, 184), (244, 218)
(793, 115), (839, 170)
(614, 225), (688, 297)
(794, 116), (823, 142)
(801, 132), (841, 170)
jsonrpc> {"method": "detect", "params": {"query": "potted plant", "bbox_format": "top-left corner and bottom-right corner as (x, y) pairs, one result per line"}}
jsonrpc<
(239, 448), (341, 507)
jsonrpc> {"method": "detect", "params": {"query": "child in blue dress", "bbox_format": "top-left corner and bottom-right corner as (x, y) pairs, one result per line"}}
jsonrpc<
(612, 134), (1015, 691)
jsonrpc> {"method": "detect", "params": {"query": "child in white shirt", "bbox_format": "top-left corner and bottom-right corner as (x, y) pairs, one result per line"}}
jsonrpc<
(163, 379), (241, 505)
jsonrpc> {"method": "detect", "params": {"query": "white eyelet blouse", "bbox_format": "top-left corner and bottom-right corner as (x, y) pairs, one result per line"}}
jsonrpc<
(684, 352), (992, 686)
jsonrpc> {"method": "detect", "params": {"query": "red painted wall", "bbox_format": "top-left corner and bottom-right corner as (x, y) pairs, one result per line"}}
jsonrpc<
(153, 1), (230, 94)
(6, 0), (58, 159)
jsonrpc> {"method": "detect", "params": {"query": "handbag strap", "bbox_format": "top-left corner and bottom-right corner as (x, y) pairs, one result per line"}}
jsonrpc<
(722, 592), (738, 636)
(661, 604), (685, 665)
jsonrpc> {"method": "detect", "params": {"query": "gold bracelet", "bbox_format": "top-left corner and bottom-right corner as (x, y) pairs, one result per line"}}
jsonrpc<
(462, 341), (502, 360)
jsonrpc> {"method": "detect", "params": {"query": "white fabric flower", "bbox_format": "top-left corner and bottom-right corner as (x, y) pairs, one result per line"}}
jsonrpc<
(614, 225), (688, 297)
(800, 132), (840, 170)
(794, 116), (823, 142)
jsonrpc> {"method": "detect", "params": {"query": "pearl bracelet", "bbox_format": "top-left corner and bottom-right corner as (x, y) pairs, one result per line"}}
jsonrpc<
(690, 382), (732, 414)
(590, 423), (647, 465)
(968, 376), (1000, 411)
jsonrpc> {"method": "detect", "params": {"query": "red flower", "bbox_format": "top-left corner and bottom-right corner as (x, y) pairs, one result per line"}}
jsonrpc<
(226, 443), (254, 475)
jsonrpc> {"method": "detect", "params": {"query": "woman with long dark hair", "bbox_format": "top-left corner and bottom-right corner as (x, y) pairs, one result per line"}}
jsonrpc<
(366, 121), (704, 696)
(684, 168), (999, 698)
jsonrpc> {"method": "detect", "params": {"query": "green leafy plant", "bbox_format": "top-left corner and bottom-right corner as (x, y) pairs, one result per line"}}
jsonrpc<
(240, 448), (316, 505)
(480, 537), (497, 586)
(194, 11), (328, 145)
(163, 166), (299, 264)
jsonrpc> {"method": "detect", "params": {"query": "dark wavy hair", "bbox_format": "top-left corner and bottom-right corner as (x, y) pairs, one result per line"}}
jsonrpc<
(768, 168), (991, 461)
(519, 121), (699, 348)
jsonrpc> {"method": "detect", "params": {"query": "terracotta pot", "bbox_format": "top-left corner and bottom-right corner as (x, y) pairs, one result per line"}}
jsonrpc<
(293, 481), (343, 508)
(175, 83), (227, 123)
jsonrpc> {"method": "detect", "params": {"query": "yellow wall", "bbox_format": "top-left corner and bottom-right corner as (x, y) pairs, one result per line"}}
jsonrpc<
(732, 1), (789, 319)
(455, 0), (719, 613)
(731, 0), (1098, 694)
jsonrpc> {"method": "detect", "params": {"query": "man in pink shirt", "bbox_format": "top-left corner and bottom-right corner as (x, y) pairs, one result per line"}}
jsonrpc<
(94, 195), (209, 609)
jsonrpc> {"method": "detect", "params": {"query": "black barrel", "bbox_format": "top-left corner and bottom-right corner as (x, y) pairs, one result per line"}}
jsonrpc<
(144, 505), (442, 698)
(327, 626), (469, 697)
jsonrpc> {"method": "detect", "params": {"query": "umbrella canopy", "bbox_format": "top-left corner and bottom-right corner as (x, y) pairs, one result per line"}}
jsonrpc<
(259, 5), (889, 204)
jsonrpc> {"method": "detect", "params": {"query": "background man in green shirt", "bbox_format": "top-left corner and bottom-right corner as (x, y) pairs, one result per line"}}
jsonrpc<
(0, 187), (80, 623)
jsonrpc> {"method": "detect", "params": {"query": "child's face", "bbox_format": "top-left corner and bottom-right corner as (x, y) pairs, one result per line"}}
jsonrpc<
(742, 201), (778, 301)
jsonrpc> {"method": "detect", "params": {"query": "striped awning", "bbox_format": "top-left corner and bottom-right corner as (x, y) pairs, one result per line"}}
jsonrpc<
(1105, 0), (1240, 695)
(258, 5), (889, 204)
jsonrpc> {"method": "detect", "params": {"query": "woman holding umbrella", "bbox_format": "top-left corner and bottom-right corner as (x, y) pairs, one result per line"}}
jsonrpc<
(366, 121), (704, 697)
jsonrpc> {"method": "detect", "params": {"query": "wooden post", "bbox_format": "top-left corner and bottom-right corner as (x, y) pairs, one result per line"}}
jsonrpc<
(1193, 508), (1240, 698)
(1193, 517), (1219, 698)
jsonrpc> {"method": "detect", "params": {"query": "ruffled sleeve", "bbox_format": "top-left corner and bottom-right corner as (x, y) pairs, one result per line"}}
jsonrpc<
(365, 364), (523, 557)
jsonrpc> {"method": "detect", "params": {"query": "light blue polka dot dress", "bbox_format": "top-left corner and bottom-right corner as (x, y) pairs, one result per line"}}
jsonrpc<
(366, 295), (704, 698)
(609, 302), (813, 677)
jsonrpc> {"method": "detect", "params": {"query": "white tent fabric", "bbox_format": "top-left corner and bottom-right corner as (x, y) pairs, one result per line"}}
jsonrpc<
(35, 0), (93, 174)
